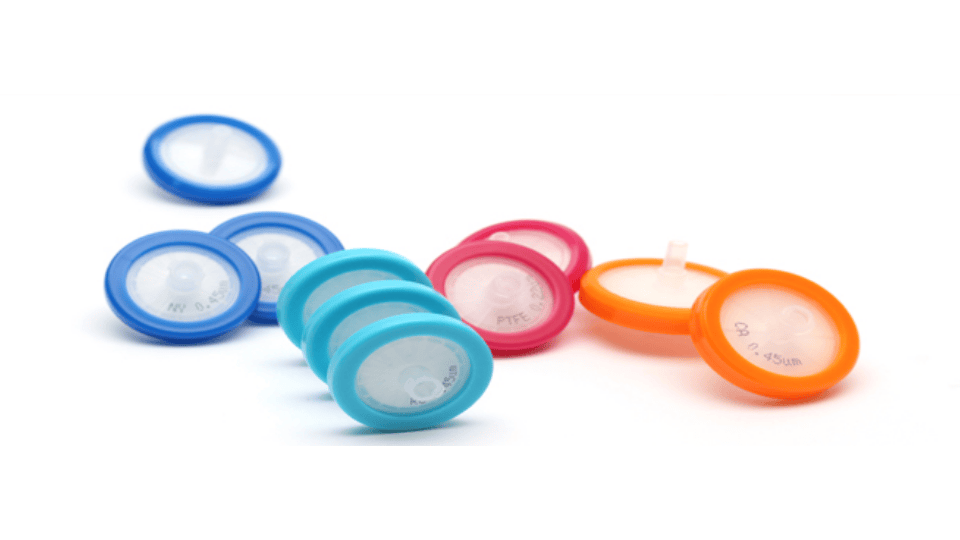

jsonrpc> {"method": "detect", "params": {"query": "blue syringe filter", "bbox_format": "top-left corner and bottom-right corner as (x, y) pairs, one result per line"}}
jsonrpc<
(276, 248), (432, 348)
(211, 212), (344, 323)
(328, 313), (494, 431)
(143, 115), (281, 204)
(302, 280), (461, 383)
(105, 230), (261, 343)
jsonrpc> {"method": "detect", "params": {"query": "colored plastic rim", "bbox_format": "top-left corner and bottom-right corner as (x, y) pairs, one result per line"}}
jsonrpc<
(458, 219), (592, 292)
(143, 114), (281, 204)
(690, 269), (859, 400)
(210, 212), (344, 323)
(276, 248), (432, 348)
(105, 230), (260, 343)
(302, 281), (461, 383)
(579, 258), (727, 334)
(328, 313), (494, 431)
(427, 241), (574, 354)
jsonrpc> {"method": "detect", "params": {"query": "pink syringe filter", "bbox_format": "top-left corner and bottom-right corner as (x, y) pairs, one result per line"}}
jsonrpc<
(458, 220), (591, 292)
(427, 241), (575, 354)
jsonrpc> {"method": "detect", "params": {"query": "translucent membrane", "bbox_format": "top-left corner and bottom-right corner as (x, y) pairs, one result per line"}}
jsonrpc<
(231, 227), (326, 303)
(443, 257), (554, 333)
(597, 241), (720, 308)
(159, 123), (268, 186)
(327, 302), (432, 360)
(125, 246), (240, 322)
(301, 270), (400, 323)
(719, 285), (841, 377)
(355, 335), (470, 413)
(488, 230), (572, 271)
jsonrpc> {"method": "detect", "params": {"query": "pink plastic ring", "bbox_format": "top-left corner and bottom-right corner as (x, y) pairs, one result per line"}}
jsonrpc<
(458, 220), (591, 292)
(427, 241), (575, 354)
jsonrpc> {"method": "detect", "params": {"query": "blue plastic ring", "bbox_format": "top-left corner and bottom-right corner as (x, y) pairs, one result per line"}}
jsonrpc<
(210, 212), (344, 323)
(143, 115), (281, 204)
(328, 313), (494, 431)
(105, 230), (261, 343)
(276, 249), (432, 348)
(302, 281), (461, 383)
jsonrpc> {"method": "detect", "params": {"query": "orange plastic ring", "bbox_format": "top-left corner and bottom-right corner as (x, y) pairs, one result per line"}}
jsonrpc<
(579, 258), (727, 334)
(689, 269), (859, 400)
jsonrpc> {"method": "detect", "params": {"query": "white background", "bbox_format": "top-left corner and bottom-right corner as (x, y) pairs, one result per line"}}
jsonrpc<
(2, 1), (958, 537)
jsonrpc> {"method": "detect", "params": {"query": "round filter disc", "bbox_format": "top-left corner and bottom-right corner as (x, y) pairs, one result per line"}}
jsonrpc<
(328, 313), (494, 431)
(302, 281), (460, 384)
(275, 248), (432, 348)
(579, 242), (727, 334)
(427, 241), (574, 353)
(690, 269), (859, 400)
(458, 219), (591, 292)
(211, 212), (344, 323)
(144, 115), (281, 204)
(105, 230), (260, 343)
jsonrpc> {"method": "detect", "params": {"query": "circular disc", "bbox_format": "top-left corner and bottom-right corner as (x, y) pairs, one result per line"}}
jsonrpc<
(105, 230), (260, 343)
(328, 313), (494, 431)
(143, 115), (281, 204)
(275, 248), (432, 348)
(211, 212), (344, 323)
(579, 258), (727, 334)
(302, 281), (460, 383)
(427, 241), (574, 353)
(690, 269), (859, 399)
(458, 219), (591, 292)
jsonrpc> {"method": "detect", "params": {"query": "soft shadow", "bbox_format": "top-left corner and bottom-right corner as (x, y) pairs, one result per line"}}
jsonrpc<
(489, 306), (598, 358)
(90, 310), (257, 347)
(101, 316), (171, 345)
(493, 340), (561, 359)
(585, 318), (701, 359)
(132, 174), (287, 205)
(133, 176), (208, 206)
(269, 355), (309, 369)
(696, 373), (858, 407)
(246, 177), (289, 202)
(292, 390), (335, 403)
(333, 418), (472, 438)
(245, 318), (279, 327)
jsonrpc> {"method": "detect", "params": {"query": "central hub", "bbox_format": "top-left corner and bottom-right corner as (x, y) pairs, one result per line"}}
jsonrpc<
(167, 260), (205, 293)
(257, 241), (291, 273)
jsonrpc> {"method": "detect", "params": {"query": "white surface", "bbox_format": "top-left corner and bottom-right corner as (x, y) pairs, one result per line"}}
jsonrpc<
(2, 1), (958, 537)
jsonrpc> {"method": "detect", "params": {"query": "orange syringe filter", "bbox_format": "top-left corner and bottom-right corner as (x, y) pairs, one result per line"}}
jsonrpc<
(689, 269), (859, 400)
(579, 242), (727, 334)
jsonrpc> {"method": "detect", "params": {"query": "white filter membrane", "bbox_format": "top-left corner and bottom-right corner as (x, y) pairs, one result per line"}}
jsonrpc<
(719, 285), (841, 377)
(301, 270), (400, 323)
(356, 335), (470, 413)
(444, 257), (553, 333)
(159, 123), (269, 186)
(487, 230), (572, 270)
(327, 302), (432, 358)
(125, 246), (241, 322)
(598, 265), (720, 309)
(231, 228), (326, 303)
